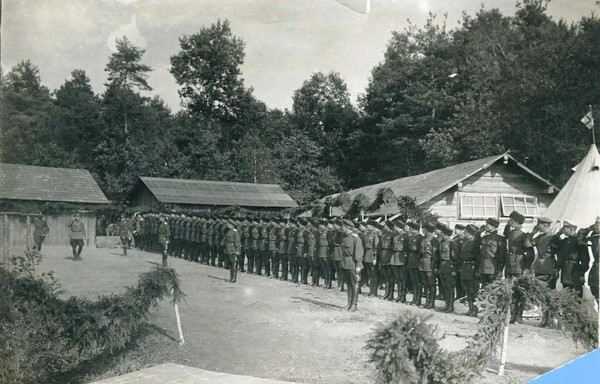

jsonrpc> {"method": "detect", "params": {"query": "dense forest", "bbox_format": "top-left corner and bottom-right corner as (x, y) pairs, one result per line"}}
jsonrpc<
(1, 0), (599, 208)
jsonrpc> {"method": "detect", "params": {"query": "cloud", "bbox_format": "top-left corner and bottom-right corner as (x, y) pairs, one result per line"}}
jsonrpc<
(107, 14), (147, 51)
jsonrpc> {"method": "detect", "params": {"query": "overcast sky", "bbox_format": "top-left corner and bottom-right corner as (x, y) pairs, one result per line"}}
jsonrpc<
(2, 0), (597, 111)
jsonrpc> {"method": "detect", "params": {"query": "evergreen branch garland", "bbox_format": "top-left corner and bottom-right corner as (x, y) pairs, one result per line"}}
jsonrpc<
(366, 275), (597, 384)
(0, 250), (185, 383)
(368, 188), (396, 212)
(335, 192), (352, 212)
(347, 193), (371, 217)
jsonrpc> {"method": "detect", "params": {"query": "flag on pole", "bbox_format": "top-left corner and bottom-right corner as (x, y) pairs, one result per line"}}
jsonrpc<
(581, 110), (594, 130)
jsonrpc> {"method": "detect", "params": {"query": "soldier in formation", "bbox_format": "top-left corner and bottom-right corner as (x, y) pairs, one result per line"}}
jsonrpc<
(127, 211), (599, 319)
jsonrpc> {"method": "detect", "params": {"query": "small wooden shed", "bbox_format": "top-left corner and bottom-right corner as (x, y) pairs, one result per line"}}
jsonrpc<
(326, 152), (559, 229)
(0, 163), (110, 254)
(129, 177), (298, 213)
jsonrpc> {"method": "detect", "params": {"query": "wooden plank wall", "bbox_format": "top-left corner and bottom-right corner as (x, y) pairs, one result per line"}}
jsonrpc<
(423, 163), (556, 232)
(0, 212), (97, 249)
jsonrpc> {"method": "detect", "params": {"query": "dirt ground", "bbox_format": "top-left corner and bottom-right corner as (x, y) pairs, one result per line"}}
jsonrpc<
(16, 242), (590, 384)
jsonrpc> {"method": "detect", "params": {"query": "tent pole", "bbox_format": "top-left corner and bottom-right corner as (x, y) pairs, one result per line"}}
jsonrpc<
(591, 105), (596, 146)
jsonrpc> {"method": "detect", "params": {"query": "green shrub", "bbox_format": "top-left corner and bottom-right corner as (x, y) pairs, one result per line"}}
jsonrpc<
(0, 250), (184, 383)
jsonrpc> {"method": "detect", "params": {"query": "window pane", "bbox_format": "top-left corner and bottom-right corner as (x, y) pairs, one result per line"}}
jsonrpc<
(473, 207), (485, 216)
(473, 196), (484, 206)
(462, 206), (473, 216)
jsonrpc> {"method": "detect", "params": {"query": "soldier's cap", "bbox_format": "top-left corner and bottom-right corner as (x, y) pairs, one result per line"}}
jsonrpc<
(436, 223), (453, 236)
(342, 219), (355, 228)
(454, 223), (466, 230)
(509, 211), (526, 225)
(385, 221), (395, 230)
(423, 222), (436, 232)
(486, 217), (500, 228)
(562, 220), (577, 229)
(393, 220), (406, 230)
(537, 216), (553, 224)
(465, 224), (479, 235)
(407, 222), (420, 230)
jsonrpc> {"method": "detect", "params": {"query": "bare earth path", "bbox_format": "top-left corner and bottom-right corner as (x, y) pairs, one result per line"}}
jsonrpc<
(18, 244), (589, 383)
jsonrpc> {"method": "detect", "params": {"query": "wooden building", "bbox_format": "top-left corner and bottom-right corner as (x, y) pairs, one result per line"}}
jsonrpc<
(129, 177), (298, 213)
(0, 163), (110, 253)
(326, 153), (559, 229)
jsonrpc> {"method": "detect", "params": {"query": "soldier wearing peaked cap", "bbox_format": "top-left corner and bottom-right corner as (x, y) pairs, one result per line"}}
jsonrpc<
(158, 215), (170, 267)
(316, 219), (330, 288)
(224, 220), (242, 283)
(503, 211), (529, 323)
(459, 224), (481, 316)
(389, 221), (409, 303)
(556, 220), (589, 299)
(436, 223), (456, 312)
(267, 220), (280, 278)
(476, 217), (506, 289)
(406, 222), (423, 306)
(362, 220), (380, 297)
(340, 219), (364, 311)
(332, 220), (345, 291)
(378, 221), (395, 300)
(419, 223), (439, 309)
(452, 224), (466, 301)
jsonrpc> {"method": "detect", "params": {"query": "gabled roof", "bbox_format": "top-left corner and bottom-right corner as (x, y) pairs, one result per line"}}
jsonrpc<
(0, 163), (109, 204)
(138, 177), (298, 208)
(326, 152), (558, 209)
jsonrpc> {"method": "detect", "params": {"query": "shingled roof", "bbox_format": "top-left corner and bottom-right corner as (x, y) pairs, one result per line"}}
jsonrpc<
(326, 152), (558, 211)
(138, 177), (298, 208)
(0, 163), (109, 204)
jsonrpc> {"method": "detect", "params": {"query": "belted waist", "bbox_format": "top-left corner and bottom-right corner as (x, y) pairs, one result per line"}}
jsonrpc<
(566, 260), (578, 264)
(462, 260), (476, 264)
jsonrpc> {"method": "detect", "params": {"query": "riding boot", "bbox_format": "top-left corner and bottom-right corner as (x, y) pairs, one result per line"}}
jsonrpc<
(426, 290), (436, 309)
(229, 267), (234, 283)
(232, 263), (238, 283)
(368, 273), (378, 297)
(446, 290), (455, 313)
(395, 283), (406, 303)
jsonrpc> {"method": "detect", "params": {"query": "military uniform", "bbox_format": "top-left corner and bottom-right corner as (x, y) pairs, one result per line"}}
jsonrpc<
(32, 216), (50, 251)
(419, 223), (439, 309)
(407, 223), (423, 305)
(556, 226), (588, 298)
(435, 223), (456, 312)
(361, 224), (379, 297)
(459, 225), (480, 316)
(158, 218), (170, 267)
(525, 219), (559, 289)
(378, 225), (394, 300)
(340, 220), (364, 311)
(503, 211), (529, 323)
(280, 224), (291, 281)
(316, 222), (329, 288)
(477, 218), (506, 288)
(268, 223), (280, 278)
(390, 223), (408, 303)
(224, 222), (241, 283)
(586, 221), (600, 302)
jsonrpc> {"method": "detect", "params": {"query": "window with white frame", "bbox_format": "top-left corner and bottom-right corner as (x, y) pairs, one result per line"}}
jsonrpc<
(459, 194), (498, 219)
(501, 195), (540, 217)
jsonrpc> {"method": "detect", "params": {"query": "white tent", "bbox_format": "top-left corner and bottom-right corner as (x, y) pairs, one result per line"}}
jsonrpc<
(545, 145), (600, 227)
(544, 145), (600, 316)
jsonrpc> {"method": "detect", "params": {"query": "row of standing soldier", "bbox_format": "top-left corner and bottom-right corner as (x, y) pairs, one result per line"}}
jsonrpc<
(129, 212), (600, 322)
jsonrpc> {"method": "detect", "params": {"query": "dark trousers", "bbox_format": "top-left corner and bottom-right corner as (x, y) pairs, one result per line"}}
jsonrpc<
(300, 257), (310, 284)
(409, 268), (421, 302)
(334, 260), (344, 289)
(480, 274), (494, 289)
(319, 258), (330, 286)
(438, 272), (455, 304)
(34, 235), (46, 252)
(461, 278), (479, 302)
(362, 263), (374, 288)
(392, 265), (407, 301)
(248, 249), (257, 273)
(343, 268), (358, 306)
(280, 253), (289, 280)
(70, 239), (84, 259)
(310, 258), (320, 285)
(270, 251), (279, 277)
(160, 243), (168, 267)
